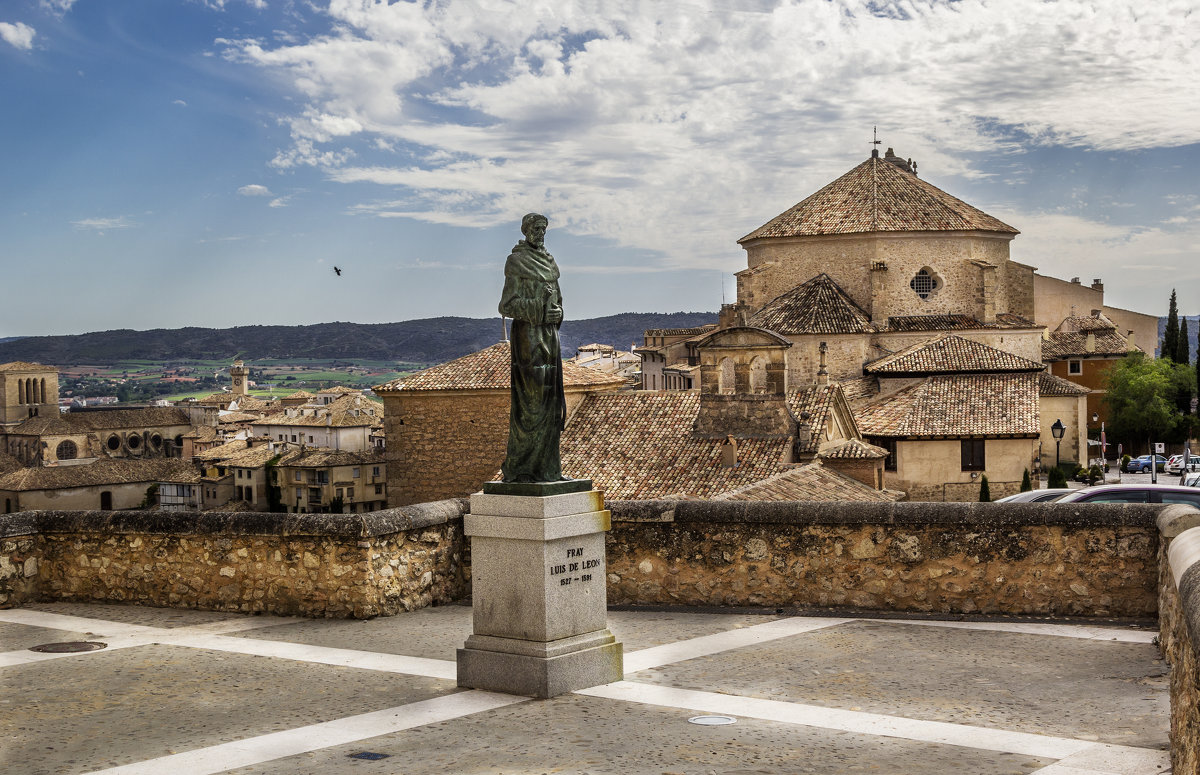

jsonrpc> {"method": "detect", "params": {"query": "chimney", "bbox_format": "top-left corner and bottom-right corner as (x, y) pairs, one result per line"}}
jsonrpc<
(817, 342), (829, 386)
(1086, 332), (1096, 353)
(1090, 309), (1102, 317)
(1127, 331), (1136, 350)
(797, 411), (813, 449)
(1091, 279), (1104, 292)
(720, 435), (737, 468)
(1071, 277), (1081, 284)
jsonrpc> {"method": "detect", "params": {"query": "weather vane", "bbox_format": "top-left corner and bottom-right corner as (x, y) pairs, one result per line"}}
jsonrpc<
(871, 126), (881, 149)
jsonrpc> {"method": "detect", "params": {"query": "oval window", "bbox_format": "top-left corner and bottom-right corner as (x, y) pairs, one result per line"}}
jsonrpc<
(56, 440), (78, 460)
(150, 434), (162, 449)
(106, 435), (121, 451)
(127, 434), (141, 450)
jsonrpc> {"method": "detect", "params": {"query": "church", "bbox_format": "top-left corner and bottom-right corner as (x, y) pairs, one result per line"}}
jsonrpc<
(633, 147), (1153, 500)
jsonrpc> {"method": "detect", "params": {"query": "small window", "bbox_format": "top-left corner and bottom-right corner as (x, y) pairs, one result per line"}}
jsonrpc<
(347, 487), (354, 499)
(308, 435), (314, 443)
(372, 466), (380, 476)
(336, 488), (344, 498)
(874, 438), (897, 471)
(352, 467), (360, 478)
(960, 439), (986, 471)
(374, 484), (383, 495)
(1068, 360), (1082, 375)
(910, 267), (942, 300)
(294, 471), (302, 482)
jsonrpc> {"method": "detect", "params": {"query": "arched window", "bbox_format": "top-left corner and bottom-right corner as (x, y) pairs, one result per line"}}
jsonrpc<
(18, 379), (25, 404)
(56, 440), (78, 461)
(718, 357), (735, 394)
(40, 378), (47, 403)
(749, 356), (768, 393)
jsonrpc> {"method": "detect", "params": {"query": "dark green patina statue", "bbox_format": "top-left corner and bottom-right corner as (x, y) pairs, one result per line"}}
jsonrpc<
(486, 213), (590, 496)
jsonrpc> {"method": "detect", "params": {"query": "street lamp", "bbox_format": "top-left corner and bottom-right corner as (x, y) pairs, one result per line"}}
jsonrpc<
(1051, 419), (1065, 471)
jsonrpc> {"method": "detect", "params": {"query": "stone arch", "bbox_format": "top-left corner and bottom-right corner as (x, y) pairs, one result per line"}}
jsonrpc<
(749, 355), (769, 393)
(718, 357), (735, 394)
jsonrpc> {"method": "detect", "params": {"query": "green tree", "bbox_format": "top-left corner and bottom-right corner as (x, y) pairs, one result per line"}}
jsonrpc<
(1020, 468), (1032, 492)
(1180, 317), (1192, 365)
(978, 475), (991, 502)
(1163, 289), (1180, 361)
(1048, 467), (1067, 489)
(1104, 353), (1197, 447)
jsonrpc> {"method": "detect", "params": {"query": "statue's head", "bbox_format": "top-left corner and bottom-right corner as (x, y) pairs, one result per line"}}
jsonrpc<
(521, 212), (548, 246)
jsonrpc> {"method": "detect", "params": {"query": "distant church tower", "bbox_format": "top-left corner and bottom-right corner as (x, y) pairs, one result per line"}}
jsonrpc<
(0, 362), (60, 432)
(230, 360), (249, 396)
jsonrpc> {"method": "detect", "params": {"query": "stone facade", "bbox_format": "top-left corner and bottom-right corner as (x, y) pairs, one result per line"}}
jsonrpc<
(605, 500), (1160, 616)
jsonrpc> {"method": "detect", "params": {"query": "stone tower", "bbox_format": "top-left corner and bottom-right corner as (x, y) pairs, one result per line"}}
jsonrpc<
(0, 362), (59, 432)
(230, 360), (249, 396)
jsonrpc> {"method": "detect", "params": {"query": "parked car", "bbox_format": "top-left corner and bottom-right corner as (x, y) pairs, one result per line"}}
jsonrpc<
(995, 488), (1074, 503)
(1056, 484), (1200, 508)
(1166, 454), (1200, 475)
(1125, 455), (1167, 473)
(1185, 472), (1200, 488)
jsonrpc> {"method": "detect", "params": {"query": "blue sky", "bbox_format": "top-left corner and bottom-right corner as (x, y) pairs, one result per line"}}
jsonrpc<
(2, 0), (1198, 338)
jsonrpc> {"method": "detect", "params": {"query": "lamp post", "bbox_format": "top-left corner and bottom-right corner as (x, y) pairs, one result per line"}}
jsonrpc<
(1051, 419), (1065, 473)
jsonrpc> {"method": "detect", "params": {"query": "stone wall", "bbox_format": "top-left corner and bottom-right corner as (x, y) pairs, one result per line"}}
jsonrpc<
(0, 512), (38, 608)
(606, 500), (1161, 617)
(1157, 506), (1200, 774)
(0, 501), (470, 618)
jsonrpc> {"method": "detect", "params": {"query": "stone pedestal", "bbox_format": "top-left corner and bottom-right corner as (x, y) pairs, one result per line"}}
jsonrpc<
(457, 483), (624, 698)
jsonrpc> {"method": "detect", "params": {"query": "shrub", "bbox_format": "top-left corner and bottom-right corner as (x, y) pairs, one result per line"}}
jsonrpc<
(1020, 468), (1032, 492)
(1121, 453), (1131, 471)
(1088, 464), (1103, 485)
(979, 475), (991, 502)
(1048, 467), (1068, 489)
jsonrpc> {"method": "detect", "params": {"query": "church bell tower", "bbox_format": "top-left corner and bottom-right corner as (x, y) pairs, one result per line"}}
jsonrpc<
(230, 360), (249, 396)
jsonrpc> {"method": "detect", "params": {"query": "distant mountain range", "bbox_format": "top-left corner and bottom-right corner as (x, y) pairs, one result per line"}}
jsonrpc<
(0, 313), (716, 366)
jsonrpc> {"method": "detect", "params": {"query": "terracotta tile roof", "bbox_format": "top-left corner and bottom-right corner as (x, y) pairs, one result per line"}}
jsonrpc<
(748, 274), (875, 334)
(194, 392), (234, 405)
(739, 154), (1018, 242)
(0, 361), (53, 372)
(0, 459), (194, 491)
(218, 411), (258, 424)
(160, 467), (203, 484)
(250, 395), (382, 428)
(856, 373), (1040, 438)
(1042, 330), (1136, 360)
(817, 438), (888, 460)
(786, 385), (839, 454)
(1039, 372), (1091, 397)
(182, 425), (220, 442)
(197, 441), (285, 469)
(1057, 313), (1118, 333)
(10, 407), (191, 436)
(0, 451), (25, 476)
(715, 461), (902, 502)
(645, 324), (717, 337)
(559, 392), (791, 500)
(883, 313), (1037, 332)
(373, 342), (627, 393)
(229, 396), (275, 412)
(865, 334), (1044, 375)
(282, 448), (385, 468)
(837, 376), (880, 405)
(317, 386), (363, 395)
(283, 390), (317, 400)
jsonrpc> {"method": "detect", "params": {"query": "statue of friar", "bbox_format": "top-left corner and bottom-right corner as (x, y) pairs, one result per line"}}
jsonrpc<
(499, 213), (569, 483)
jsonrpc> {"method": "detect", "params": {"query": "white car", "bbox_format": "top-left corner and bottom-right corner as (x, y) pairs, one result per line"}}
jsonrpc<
(1186, 472), (1200, 488)
(1166, 454), (1200, 475)
(995, 488), (1073, 503)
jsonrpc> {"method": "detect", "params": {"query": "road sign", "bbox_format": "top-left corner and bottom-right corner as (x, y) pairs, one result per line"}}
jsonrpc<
(1155, 442), (1165, 454)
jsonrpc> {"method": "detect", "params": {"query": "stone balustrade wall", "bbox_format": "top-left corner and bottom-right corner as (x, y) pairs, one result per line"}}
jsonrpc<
(605, 500), (1161, 617)
(1157, 507), (1200, 775)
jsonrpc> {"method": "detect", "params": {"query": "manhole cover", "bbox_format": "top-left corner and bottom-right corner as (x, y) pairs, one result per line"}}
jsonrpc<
(28, 641), (107, 653)
(348, 752), (391, 760)
(688, 715), (737, 726)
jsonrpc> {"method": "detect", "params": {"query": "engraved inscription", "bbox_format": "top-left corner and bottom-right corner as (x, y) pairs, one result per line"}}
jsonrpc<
(548, 545), (602, 586)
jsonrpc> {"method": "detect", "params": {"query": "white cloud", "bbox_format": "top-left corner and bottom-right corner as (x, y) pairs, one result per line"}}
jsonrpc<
(72, 216), (134, 232)
(221, 0), (1200, 273)
(38, 0), (76, 17)
(0, 22), (35, 51)
(173, 99), (188, 107)
(268, 196), (290, 207)
(237, 184), (273, 196)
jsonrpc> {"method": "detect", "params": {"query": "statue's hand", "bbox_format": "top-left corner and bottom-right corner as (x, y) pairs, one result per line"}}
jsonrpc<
(545, 305), (563, 325)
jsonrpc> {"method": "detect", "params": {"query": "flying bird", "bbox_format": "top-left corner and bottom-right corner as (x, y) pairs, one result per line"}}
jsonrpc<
(333, 266), (342, 276)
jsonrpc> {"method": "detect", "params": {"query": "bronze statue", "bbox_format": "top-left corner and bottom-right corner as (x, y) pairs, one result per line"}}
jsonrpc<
(499, 213), (568, 483)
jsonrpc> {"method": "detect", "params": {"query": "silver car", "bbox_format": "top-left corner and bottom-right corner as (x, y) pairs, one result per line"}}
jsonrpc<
(995, 488), (1073, 503)
(1056, 483), (1200, 508)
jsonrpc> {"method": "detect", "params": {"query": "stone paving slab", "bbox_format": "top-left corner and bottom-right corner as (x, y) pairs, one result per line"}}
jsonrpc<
(0, 643), (458, 775)
(226, 605), (785, 660)
(0, 621), (95, 651)
(220, 692), (1053, 775)
(635, 619), (1169, 749)
(25, 602), (246, 629)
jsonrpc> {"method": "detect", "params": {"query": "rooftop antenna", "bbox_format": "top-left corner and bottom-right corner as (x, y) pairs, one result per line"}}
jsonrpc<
(871, 126), (882, 158)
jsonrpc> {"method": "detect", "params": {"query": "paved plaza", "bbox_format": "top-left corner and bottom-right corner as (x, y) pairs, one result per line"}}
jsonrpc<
(0, 602), (1170, 775)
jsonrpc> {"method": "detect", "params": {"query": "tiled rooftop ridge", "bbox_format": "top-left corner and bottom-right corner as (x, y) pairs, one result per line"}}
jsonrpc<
(865, 334), (1045, 375)
(739, 154), (1018, 242)
(748, 274), (875, 335)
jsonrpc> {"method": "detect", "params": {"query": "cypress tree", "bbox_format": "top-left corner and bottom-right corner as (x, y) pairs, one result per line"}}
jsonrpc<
(1163, 289), (1180, 361)
(1179, 317), (1192, 365)
(979, 475), (991, 502)
(1020, 468), (1032, 492)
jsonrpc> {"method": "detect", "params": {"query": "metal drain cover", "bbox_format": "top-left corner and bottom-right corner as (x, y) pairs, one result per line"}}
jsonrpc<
(688, 715), (737, 726)
(348, 752), (391, 760)
(29, 641), (107, 653)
